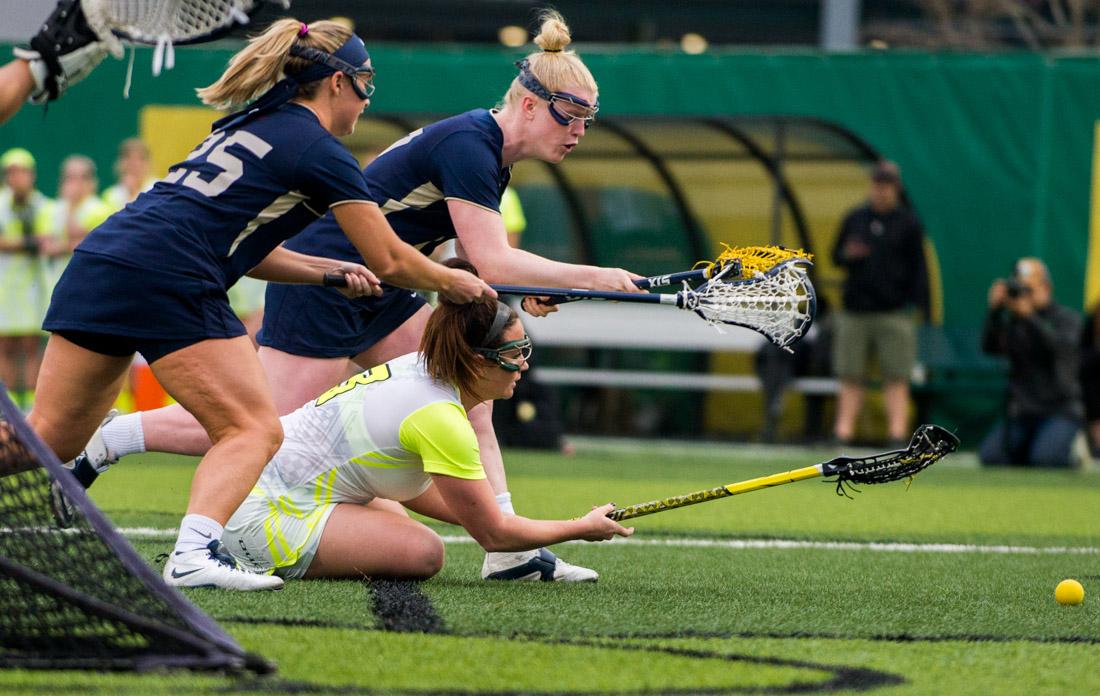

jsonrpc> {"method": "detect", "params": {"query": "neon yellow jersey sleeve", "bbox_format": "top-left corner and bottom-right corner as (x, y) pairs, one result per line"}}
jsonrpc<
(398, 401), (485, 480)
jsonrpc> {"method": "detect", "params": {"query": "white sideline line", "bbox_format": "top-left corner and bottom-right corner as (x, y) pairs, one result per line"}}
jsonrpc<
(116, 527), (1100, 556)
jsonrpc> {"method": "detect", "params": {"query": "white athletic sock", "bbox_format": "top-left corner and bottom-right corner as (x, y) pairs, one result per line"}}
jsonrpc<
(494, 491), (515, 516)
(174, 514), (224, 555)
(101, 412), (146, 459)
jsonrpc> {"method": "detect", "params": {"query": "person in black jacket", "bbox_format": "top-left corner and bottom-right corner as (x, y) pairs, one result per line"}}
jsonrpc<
(979, 258), (1084, 468)
(831, 161), (929, 446)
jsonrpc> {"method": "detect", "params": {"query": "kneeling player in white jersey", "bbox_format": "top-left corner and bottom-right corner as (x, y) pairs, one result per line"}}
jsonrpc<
(218, 291), (632, 580)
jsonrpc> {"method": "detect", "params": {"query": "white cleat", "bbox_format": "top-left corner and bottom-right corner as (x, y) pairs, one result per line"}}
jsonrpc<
(163, 540), (283, 591)
(481, 548), (598, 582)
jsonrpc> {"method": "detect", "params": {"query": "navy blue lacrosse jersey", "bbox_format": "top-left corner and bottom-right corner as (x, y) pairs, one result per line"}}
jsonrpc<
(77, 103), (372, 287)
(283, 109), (510, 262)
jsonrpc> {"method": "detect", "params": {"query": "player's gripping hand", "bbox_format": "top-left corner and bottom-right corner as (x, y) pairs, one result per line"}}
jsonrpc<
(14, 0), (108, 104)
(326, 264), (382, 299)
(595, 267), (646, 293)
(521, 295), (558, 317)
(578, 503), (634, 542)
(439, 267), (496, 304)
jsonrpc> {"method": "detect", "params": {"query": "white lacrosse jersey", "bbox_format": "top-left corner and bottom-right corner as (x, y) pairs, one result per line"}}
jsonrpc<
(258, 351), (485, 508)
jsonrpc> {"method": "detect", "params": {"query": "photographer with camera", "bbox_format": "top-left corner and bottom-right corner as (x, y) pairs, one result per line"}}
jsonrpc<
(978, 258), (1086, 468)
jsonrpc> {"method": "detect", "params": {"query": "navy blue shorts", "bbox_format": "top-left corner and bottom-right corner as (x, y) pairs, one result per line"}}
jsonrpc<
(257, 283), (426, 359)
(43, 250), (245, 363)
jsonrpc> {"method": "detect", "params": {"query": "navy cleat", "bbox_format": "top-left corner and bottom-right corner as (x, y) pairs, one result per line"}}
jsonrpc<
(481, 548), (598, 582)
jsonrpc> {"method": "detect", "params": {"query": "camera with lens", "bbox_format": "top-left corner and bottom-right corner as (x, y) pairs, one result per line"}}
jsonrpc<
(1003, 277), (1030, 299)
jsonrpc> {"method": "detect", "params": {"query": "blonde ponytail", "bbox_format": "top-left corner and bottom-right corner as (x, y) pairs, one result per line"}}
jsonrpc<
(197, 19), (352, 110)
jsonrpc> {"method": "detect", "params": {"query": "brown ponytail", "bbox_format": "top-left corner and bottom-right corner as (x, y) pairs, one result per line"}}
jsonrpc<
(420, 260), (517, 400)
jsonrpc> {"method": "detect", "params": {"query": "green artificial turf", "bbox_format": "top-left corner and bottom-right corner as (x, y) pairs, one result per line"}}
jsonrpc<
(1, 442), (1096, 694)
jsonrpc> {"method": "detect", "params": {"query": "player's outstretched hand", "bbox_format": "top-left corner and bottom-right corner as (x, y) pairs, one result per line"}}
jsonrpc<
(596, 268), (646, 293)
(328, 264), (382, 298)
(579, 503), (634, 541)
(521, 295), (558, 317)
(439, 267), (496, 304)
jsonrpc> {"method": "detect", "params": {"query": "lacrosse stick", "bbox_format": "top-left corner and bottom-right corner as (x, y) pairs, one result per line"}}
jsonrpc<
(322, 255), (817, 349)
(606, 424), (960, 522)
(490, 258), (817, 350)
(634, 257), (742, 290)
(81, 0), (290, 74)
(643, 244), (812, 289)
(555, 245), (809, 299)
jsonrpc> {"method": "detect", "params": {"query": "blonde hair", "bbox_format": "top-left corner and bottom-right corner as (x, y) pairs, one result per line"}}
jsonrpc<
(114, 138), (149, 177)
(61, 154), (97, 180)
(198, 19), (353, 110)
(501, 10), (598, 108)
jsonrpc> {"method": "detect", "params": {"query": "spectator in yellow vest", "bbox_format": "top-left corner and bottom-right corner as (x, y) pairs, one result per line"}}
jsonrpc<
(102, 139), (157, 212)
(0, 148), (56, 408)
(41, 155), (112, 287)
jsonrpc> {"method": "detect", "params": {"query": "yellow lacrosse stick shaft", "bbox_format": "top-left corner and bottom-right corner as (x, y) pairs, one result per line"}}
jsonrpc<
(607, 465), (824, 521)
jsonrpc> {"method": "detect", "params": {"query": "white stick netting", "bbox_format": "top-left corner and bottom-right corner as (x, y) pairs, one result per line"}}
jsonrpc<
(82, 0), (283, 62)
(682, 260), (816, 350)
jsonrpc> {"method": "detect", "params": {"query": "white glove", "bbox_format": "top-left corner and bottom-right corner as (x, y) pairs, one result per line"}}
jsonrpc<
(14, 44), (107, 104)
(14, 0), (109, 104)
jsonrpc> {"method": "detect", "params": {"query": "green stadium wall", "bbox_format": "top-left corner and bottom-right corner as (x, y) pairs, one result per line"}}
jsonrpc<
(4, 45), (1099, 441)
(3, 45), (1098, 324)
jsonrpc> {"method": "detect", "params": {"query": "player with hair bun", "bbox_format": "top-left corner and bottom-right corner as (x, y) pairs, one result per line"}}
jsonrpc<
(70, 9), (636, 584)
(68, 10), (636, 583)
(32, 17), (492, 591)
(218, 260), (634, 582)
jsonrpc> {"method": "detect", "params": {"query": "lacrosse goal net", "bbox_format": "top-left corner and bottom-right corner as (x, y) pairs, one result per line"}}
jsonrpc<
(0, 389), (267, 672)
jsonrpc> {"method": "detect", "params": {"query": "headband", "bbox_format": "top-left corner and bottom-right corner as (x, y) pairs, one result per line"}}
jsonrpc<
(515, 58), (555, 102)
(479, 301), (513, 348)
(289, 33), (371, 85)
(211, 33), (372, 132)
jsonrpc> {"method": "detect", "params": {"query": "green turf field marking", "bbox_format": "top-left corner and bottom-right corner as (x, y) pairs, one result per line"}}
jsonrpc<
(117, 527), (1100, 556)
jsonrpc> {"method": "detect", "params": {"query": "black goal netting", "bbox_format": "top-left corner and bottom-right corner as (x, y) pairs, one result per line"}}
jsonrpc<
(0, 389), (271, 672)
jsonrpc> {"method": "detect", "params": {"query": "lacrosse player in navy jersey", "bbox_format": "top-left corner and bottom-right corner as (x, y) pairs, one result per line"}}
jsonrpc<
(66, 10), (644, 583)
(30, 18), (492, 591)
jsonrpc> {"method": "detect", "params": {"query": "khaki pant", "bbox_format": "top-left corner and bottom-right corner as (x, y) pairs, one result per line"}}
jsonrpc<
(832, 309), (916, 382)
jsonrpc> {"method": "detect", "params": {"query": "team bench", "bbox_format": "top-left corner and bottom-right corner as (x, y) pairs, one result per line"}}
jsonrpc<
(519, 300), (838, 396)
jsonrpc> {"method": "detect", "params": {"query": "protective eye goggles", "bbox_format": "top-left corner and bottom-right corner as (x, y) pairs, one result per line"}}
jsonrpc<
(515, 59), (598, 128)
(290, 43), (376, 100)
(477, 336), (533, 372)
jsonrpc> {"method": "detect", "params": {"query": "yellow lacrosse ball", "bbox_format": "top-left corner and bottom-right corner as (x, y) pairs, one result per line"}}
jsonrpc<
(1055, 579), (1085, 605)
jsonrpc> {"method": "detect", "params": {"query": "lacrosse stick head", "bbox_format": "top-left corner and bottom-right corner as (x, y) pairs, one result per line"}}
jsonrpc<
(82, 0), (288, 55)
(824, 424), (959, 496)
(684, 258), (816, 350)
(712, 244), (814, 280)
